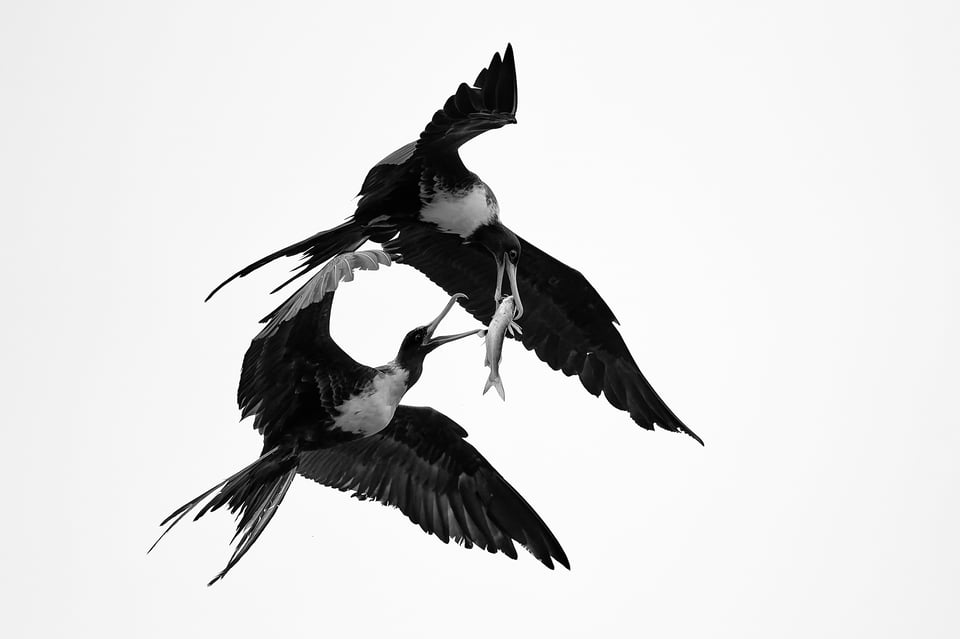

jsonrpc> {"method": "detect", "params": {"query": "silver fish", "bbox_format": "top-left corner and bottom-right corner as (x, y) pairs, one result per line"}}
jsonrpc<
(482, 295), (521, 400)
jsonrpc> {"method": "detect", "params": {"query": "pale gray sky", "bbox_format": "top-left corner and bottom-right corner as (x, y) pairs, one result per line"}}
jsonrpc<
(2, 1), (958, 637)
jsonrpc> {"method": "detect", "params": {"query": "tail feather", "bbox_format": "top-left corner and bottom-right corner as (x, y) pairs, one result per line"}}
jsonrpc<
(149, 447), (299, 585)
(205, 220), (367, 301)
(210, 469), (295, 585)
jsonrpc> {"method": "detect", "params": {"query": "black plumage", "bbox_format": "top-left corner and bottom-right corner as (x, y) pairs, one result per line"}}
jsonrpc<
(205, 44), (699, 444)
(298, 406), (567, 565)
(152, 252), (567, 583)
(205, 45), (518, 299)
(384, 225), (702, 444)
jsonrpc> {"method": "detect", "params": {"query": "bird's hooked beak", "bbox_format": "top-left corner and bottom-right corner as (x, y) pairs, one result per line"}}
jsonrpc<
(423, 294), (482, 347)
(495, 255), (524, 319)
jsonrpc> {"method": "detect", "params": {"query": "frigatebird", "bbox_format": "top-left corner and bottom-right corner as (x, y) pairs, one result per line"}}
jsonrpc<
(206, 45), (702, 445)
(153, 251), (568, 583)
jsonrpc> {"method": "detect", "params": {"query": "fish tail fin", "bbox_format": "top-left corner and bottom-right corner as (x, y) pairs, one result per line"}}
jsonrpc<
(483, 374), (505, 401)
(149, 446), (299, 585)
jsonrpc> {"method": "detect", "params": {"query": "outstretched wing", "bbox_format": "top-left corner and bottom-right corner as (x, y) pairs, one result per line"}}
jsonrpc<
(416, 43), (518, 154)
(238, 251), (394, 444)
(357, 44), (519, 198)
(297, 405), (569, 569)
(385, 225), (702, 444)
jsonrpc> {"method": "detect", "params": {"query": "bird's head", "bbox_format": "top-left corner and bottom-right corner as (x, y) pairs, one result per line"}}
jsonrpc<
(469, 223), (524, 319)
(395, 294), (481, 384)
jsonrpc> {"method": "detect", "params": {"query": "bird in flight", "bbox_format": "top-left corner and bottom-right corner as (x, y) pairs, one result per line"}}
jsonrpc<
(153, 251), (568, 584)
(206, 45), (702, 445)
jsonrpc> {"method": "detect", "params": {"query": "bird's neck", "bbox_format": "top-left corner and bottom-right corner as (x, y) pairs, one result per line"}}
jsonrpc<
(422, 149), (472, 187)
(372, 363), (415, 408)
(381, 359), (422, 393)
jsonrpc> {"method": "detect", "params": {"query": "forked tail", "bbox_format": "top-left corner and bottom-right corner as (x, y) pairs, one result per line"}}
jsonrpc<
(205, 220), (367, 301)
(149, 447), (299, 585)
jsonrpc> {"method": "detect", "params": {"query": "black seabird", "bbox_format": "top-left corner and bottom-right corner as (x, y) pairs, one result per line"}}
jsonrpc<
(206, 45), (702, 445)
(153, 252), (568, 584)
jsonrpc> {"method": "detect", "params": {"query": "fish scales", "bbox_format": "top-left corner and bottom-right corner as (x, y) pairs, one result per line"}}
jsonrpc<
(482, 296), (520, 400)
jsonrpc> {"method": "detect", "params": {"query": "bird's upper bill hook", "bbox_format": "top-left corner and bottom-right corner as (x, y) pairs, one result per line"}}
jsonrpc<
(424, 294), (482, 346)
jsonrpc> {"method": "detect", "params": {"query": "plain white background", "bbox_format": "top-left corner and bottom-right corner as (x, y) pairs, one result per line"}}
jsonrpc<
(2, 1), (958, 637)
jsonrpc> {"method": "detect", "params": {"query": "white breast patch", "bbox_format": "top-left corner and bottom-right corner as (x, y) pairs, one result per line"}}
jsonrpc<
(332, 369), (409, 437)
(420, 185), (498, 238)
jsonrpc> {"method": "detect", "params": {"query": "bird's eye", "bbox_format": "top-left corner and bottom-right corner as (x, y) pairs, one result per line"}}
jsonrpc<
(508, 249), (518, 262)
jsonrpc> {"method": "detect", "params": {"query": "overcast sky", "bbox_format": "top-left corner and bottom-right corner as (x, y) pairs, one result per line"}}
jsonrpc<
(2, 1), (958, 637)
